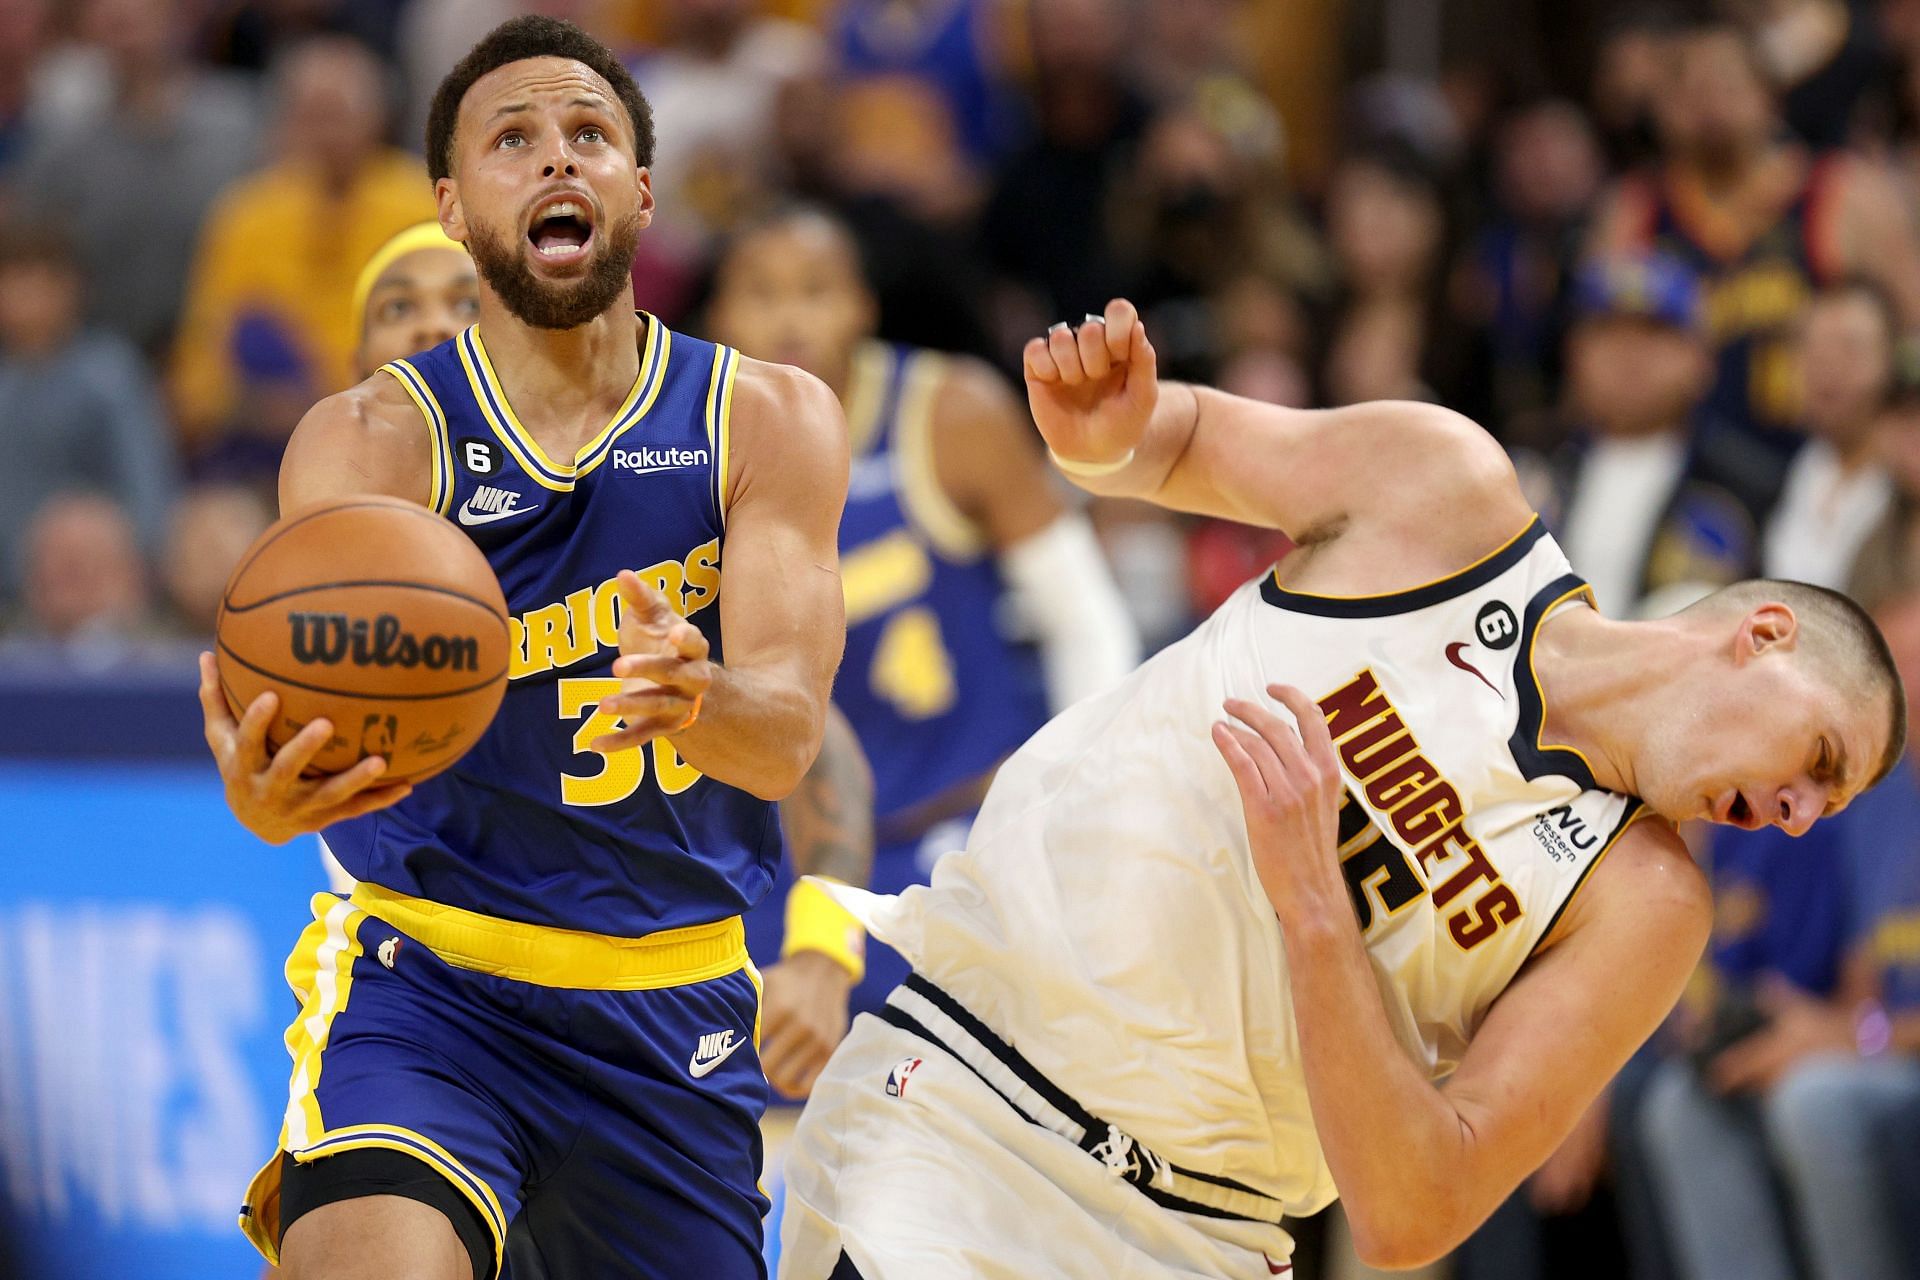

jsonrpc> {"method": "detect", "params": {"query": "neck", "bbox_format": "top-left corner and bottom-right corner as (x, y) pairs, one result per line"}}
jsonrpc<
(819, 348), (857, 404)
(1532, 606), (1701, 802)
(1821, 423), (1878, 470)
(474, 291), (643, 440)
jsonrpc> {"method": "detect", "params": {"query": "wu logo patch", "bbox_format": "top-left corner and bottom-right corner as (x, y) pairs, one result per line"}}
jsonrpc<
(689, 1029), (744, 1079)
(377, 937), (401, 970)
(885, 1056), (924, 1098)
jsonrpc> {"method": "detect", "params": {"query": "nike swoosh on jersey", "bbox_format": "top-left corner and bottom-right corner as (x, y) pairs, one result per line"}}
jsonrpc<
(457, 500), (541, 527)
(1444, 642), (1502, 697)
(688, 1035), (746, 1079)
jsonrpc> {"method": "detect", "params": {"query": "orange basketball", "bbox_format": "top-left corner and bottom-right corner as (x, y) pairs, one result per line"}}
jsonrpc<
(215, 495), (511, 784)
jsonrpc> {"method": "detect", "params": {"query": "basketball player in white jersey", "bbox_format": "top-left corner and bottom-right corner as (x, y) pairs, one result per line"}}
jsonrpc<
(777, 299), (1906, 1278)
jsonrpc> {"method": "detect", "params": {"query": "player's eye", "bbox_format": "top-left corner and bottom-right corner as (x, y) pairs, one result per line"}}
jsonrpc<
(453, 295), (480, 321)
(377, 298), (412, 322)
(496, 130), (525, 149)
(577, 126), (604, 144)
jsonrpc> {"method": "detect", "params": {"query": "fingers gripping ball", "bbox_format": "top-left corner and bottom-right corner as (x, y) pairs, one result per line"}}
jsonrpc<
(215, 495), (511, 784)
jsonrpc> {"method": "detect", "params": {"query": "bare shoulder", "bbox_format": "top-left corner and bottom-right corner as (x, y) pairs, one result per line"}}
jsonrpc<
(1545, 817), (1712, 960)
(1337, 399), (1518, 495)
(279, 372), (434, 513)
(1254, 397), (1531, 578)
(729, 356), (848, 451)
(928, 354), (1044, 469)
(933, 354), (1021, 418)
(725, 356), (850, 505)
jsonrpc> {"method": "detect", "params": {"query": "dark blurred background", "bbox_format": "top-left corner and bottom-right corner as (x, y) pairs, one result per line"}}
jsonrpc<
(2, 1), (1920, 1277)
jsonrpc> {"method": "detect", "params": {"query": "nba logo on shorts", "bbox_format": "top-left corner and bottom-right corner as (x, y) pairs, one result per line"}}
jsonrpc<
(885, 1056), (924, 1098)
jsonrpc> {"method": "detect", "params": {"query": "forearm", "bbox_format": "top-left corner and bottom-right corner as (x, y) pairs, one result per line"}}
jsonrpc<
(664, 658), (827, 801)
(1280, 903), (1481, 1266)
(778, 707), (874, 888)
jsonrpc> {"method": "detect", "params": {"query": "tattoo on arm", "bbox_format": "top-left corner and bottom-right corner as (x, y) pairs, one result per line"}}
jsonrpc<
(780, 708), (874, 889)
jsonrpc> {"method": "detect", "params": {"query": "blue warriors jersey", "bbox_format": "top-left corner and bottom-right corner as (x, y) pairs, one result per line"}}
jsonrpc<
(833, 341), (1047, 821)
(323, 317), (781, 934)
(1627, 158), (1839, 449)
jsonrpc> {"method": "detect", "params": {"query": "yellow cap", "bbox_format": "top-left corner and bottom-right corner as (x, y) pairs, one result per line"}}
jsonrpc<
(352, 221), (469, 336)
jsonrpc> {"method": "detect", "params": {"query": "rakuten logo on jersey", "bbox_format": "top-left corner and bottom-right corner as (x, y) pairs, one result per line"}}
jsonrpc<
(610, 446), (710, 475)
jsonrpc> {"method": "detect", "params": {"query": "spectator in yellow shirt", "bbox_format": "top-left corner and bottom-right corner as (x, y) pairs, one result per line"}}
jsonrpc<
(170, 35), (434, 474)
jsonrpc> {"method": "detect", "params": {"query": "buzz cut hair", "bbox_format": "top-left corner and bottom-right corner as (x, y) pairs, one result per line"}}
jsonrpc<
(1695, 579), (1908, 787)
(425, 15), (654, 184)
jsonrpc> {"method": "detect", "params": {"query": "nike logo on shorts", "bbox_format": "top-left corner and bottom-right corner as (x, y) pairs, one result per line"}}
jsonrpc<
(689, 1028), (744, 1078)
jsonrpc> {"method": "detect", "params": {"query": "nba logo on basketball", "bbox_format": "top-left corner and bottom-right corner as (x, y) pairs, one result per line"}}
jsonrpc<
(885, 1056), (924, 1098)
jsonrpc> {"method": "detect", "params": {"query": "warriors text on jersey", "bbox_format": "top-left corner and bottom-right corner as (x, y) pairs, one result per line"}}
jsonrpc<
(832, 340), (1047, 821)
(323, 316), (780, 934)
(811, 518), (1651, 1258)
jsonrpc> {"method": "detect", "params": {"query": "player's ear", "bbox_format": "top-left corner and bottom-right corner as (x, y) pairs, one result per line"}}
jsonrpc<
(632, 167), (655, 231)
(1734, 602), (1798, 663)
(436, 177), (467, 243)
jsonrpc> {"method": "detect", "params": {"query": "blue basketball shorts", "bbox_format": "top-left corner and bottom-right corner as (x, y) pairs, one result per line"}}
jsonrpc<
(240, 885), (770, 1278)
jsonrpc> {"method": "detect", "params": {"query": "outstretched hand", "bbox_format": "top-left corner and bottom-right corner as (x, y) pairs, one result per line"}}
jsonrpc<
(591, 570), (714, 753)
(197, 651), (411, 845)
(1212, 684), (1346, 926)
(1022, 298), (1159, 470)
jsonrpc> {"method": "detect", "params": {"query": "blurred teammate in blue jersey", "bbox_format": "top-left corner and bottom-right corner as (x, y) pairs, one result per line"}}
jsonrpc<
(711, 206), (1140, 1069)
(196, 17), (853, 1279)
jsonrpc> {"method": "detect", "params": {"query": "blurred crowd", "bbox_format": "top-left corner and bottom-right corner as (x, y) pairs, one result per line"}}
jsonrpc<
(2, 0), (1920, 1276)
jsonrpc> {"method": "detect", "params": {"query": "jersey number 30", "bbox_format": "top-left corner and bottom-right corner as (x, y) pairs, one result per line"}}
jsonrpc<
(557, 678), (702, 806)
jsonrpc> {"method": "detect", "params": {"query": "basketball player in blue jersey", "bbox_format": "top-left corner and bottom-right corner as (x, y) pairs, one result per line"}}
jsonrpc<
(342, 225), (879, 1102)
(708, 206), (1140, 1051)
(195, 17), (850, 1280)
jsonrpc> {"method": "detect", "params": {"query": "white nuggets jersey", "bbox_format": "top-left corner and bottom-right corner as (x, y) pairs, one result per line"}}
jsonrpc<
(847, 517), (1649, 1219)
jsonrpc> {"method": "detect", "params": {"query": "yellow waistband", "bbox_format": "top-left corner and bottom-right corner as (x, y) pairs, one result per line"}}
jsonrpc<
(348, 883), (746, 991)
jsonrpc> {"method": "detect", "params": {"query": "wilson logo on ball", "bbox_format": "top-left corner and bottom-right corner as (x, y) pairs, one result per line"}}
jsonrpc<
(286, 612), (481, 671)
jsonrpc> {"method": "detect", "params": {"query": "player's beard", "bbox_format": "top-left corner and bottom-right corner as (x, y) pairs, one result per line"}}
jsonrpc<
(467, 208), (643, 331)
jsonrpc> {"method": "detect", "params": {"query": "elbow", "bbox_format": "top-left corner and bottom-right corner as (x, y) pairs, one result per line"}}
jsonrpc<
(741, 731), (823, 802)
(1344, 1205), (1462, 1272)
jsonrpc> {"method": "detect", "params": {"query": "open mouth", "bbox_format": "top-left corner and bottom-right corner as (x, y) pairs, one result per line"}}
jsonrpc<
(528, 197), (594, 261)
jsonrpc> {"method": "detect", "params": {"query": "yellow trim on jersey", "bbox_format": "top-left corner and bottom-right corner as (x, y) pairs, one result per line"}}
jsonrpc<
(293, 1125), (509, 1273)
(348, 882), (747, 990)
(702, 343), (742, 524)
(894, 351), (987, 561)
(717, 345), (739, 519)
(1522, 581), (1604, 781)
(381, 359), (454, 516)
(843, 340), (892, 457)
(1270, 515), (1541, 602)
(456, 315), (669, 490)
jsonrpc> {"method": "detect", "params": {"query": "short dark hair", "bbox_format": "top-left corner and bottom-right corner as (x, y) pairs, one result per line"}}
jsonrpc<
(1698, 579), (1909, 788)
(718, 201), (873, 281)
(425, 15), (654, 183)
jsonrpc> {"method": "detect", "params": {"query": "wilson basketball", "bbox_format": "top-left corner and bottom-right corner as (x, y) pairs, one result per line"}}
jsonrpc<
(215, 495), (511, 784)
